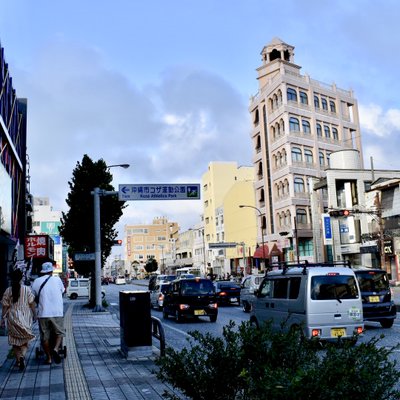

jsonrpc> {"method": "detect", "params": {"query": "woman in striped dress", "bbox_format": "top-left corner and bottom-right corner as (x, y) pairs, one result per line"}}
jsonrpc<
(1, 268), (37, 370)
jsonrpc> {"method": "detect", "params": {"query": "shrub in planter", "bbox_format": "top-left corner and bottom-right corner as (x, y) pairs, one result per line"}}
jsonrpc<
(156, 321), (400, 400)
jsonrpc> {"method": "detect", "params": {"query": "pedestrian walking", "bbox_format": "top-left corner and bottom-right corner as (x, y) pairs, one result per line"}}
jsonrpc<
(31, 262), (65, 365)
(1, 267), (36, 371)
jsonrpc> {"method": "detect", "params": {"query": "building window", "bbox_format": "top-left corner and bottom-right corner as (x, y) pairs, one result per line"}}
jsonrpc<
(324, 125), (331, 138)
(299, 91), (308, 105)
(285, 211), (291, 226)
(287, 88), (297, 102)
(258, 161), (263, 178)
(304, 149), (313, 164)
(298, 239), (313, 256)
(289, 117), (300, 132)
(302, 120), (311, 134)
(326, 152), (331, 167)
(316, 123), (322, 137)
(329, 100), (336, 113)
(332, 127), (339, 140)
(319, 151), (325, 166)
(314, 95), (320, 109)
(294, 177), (305, 193)
(254, 109), (259, 125)
(259, 188), (265, 202)
(321, 97), (328, 110)
(291, 147), (302, 162)
(296, 208), (307, 224)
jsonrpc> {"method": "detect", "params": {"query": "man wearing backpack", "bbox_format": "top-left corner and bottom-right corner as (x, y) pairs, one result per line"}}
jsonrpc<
(32, 262), (65, 364)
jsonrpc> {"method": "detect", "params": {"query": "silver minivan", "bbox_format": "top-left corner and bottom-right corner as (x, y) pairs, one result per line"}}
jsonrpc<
(250, 264), (364, 341)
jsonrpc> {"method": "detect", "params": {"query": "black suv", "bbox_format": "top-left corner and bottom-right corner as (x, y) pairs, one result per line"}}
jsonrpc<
(353, 267), (396, 328)
(162, 278), (218, 322)
(213, 281), (241, 306)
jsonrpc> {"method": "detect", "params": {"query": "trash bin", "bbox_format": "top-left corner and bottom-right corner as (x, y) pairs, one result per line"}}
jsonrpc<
(119, 291), (152, 347)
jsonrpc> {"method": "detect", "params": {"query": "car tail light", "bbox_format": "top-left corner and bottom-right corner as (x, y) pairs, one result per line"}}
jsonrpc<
(356, 326), (363, 335)
(311, 329), (321, 337)
(158, 294), (164, 301)
(219, 291), (227, 296)
(179, 304), (190, 310)
(209, 303), (218, 309)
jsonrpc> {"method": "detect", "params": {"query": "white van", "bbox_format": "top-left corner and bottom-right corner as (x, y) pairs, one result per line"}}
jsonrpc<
(67, 278), (106, 300)
(250, 263), (364, 342)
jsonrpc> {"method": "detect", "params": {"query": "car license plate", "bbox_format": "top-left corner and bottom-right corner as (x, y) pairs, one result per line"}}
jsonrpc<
(230, 298), (237, 302)
(369, 296), (380, 303)
(194, 310), (205, 316)
(331, 328), (346, 338)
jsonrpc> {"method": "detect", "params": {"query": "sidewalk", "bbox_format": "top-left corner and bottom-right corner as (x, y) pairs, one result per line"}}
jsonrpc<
(0, 301), (185, 399)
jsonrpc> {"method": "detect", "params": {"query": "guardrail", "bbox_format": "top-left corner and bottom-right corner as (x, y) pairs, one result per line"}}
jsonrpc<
(151, 316), (166, 357)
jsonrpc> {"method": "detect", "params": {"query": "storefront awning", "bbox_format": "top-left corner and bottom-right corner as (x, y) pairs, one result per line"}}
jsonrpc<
(253, 244), (269, 258)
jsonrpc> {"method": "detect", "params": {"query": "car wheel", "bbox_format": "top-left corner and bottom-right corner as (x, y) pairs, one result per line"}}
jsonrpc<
(380, 319), (394, 328)
(210, 315), (217, 322)
(242, 301), (251, 313)
(70, 293), (78, 300)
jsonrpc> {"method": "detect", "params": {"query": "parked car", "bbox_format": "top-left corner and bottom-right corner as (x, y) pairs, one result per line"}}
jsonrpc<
(353, 266), (397, 328)
(150, 282), (170, 310)
(240, 274), (264, 312)
(162, 277), (218, 322)
(250, 263), (364, 342)
(148, 274), (176, 291)
(66, 278), (106, 300)
(213, 281), (241, 306)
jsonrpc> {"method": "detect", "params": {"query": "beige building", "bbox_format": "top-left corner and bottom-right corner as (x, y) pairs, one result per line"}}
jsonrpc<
(202, 161), (256, 277)
(124, 217), (179, 275)
(249, 38), (363, 263)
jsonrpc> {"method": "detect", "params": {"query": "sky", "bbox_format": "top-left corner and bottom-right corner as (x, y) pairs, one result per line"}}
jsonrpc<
(1, 0), (400, 249)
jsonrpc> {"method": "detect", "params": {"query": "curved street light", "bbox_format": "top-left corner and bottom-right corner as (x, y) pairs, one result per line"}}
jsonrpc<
(239, 204), (266, 272)
(92, 163), (130, 312)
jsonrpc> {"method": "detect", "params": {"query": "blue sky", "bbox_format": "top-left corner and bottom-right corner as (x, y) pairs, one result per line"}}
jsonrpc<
(1, 0), (399, 239)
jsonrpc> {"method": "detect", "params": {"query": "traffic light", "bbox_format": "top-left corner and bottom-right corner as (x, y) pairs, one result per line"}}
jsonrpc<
(113, 239), (123, 246)
(329, 209), (351, 218)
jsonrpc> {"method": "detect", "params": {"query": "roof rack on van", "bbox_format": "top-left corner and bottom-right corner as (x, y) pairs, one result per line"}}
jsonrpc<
(269, 260), (352, 275)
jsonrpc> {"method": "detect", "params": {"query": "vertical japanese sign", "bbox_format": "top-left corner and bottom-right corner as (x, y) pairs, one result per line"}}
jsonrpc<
(322, 214), (333, 245)
(24, 235), (54, 259)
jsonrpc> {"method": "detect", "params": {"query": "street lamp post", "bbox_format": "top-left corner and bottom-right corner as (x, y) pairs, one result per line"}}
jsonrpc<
(92, 163), (130, 312)
(239, 205), (266, 272)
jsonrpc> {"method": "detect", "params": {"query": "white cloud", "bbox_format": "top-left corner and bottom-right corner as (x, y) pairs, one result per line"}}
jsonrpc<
(359, 103), (400, 137)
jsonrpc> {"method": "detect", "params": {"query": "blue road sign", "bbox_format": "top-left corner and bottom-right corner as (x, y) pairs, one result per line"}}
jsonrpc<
(118, 184), (200, 201)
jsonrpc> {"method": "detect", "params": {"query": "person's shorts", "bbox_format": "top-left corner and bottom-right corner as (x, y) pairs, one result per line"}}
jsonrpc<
(39, 317), (65, 342)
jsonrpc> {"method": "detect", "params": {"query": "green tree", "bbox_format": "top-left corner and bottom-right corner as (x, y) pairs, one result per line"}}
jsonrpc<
(59, 155), (126, 305)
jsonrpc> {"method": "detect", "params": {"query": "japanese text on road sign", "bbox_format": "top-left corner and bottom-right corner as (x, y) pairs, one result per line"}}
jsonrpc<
(119, 184), (200, 201)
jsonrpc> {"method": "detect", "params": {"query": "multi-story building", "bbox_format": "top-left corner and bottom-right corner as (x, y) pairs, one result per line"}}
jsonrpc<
(312, 149), (400, 279)
(124, 217), (179, 275)
(0, 43), (29, 296)
(249, 37), (363, 264)
(201, 161), (255, 277)
(31, 197), (64, 274)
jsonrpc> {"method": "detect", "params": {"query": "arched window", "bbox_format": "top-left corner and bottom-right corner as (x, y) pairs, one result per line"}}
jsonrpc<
(258, 161), (263, 177)
(287, 88), (297, 102)
(321, 97), (328, 110)
(256, 135), (261, 150)
(291, 147), (302, 162)
(314, 95), (320, 109)
(271, 125), (276, 139)
(304, 149), (313, 164)
(324, 125), (331, 138)
(332, 127), (339, 140)
(319, 151), (325, 166)
(259, 188), (265, 202)
(302, 120), (311, 134)
(278, 213), (283, 227)
(289, 117), (300, 132)
(296, 208), (307, 224)
(273, 94), (278, 108)
(299, 91), (308, 105)
(269, 98), (274, 111)
(294, 177), (305, 192)
(283, 179), (289, 195)
(277, 183), (281, 198)
(282, 149), (287, 165)
(316, 123), (322, 137)
(273, 154), (278, 168)
(280, 119), (285, 133)
(279, 152), (283, 166)
(285, 211), (290, 226)
(276, 122), (280, 136)
(329, 100), (336, 113)
(261, 216), (266, 229)
(277, 89), (283, 104)
(254, 109), (259, 125)
(326, 152), (331, 167)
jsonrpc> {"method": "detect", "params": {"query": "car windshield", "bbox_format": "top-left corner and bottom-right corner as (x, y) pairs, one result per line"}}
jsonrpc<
(311, 275), (359, 300)
(181, 280), (214, 295)
(356, 271), (389, 292)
